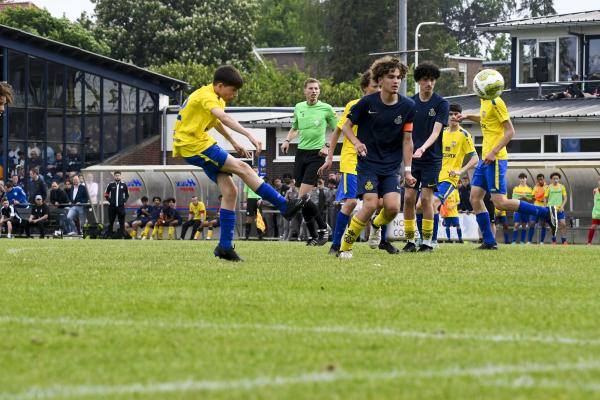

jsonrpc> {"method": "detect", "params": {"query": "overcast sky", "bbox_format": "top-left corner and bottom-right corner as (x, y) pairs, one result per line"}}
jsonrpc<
(32, 0), (600, 22)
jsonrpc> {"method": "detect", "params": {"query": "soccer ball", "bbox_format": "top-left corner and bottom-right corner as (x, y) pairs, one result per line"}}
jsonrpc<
(473, 69), (504, 100)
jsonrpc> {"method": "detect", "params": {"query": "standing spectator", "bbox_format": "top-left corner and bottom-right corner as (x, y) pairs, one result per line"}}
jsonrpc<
(26, 167), (47, 204)
(85, 173), (99, 205)
(49, 181), (69, 234)
(0, 198), (21, 238)
(458, 175), (472, 213)
(545, 172), (568, 245)
(103, 171), (129, 239)
(271, 177), (288, 238)
(11, 174), (21, 188)
(284, 180), (301, 240)
(4, 182), (28, 207)
(325, 178), (338, 230)
(24, 195), (49, 238)
(65, 175), (89, 235)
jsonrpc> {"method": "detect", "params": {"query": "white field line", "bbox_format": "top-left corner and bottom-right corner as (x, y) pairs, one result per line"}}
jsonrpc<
(1, 315), (600, 347)
(483, 375), (600, 392)
(3, 360), (600, 399)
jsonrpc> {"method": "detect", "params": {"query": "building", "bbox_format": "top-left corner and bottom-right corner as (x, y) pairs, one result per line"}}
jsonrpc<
(444, 54), (485, 92)
(0, 23), (188, 181)
(255, 47), (307, 71)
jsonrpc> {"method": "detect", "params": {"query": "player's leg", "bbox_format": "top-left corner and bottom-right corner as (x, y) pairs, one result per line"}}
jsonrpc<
(244, 199), (256, 240)
(6, 219), (12, 237)
(588, 219), (599, 244)
(368, 198), (384, 249)
(330, 173), (357, 254)
(511, 213), (520, 244)
(374, 186), (401, 254)
(403, 187), (419, 252)
(338, 192), (378, 257)
(470, 162), (496, 249)
(527, 216), (536, 244)
(419, 187), (436, 251)
(213, 173), (241, 261)
(558, 212), (568, 244)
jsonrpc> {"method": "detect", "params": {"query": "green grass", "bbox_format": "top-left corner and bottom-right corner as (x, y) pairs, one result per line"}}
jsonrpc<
(2, 239), (600, 399)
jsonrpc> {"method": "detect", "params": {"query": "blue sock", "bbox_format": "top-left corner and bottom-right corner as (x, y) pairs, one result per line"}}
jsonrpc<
(520, 228), (526, 243)
(561, 237), (567, 244)
(416, 213), (423, 238)
(512, 229), (518, 243)
(219, 208), (236, 249)
(256, 183), (286, 211)
(552, 235), (557, 243)
(433, 214), (439, 241)
(540, 227), (547, 243)
(476, 212), (496, 245)
(518, 201), (549, 220)
(332, 211), (350, 246)
(446, 226), (451, 239)
(503, 231), (510, 244)
(381, 224), (388, 242)
(457, 228), (462, 241)
(528, 226), (535, 242)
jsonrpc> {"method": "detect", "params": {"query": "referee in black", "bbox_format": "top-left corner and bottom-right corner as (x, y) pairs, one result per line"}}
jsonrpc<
(103, 171), (129, 239)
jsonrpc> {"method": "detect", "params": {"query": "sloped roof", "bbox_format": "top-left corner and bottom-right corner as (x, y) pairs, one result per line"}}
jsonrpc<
(476, 10), (600, 32)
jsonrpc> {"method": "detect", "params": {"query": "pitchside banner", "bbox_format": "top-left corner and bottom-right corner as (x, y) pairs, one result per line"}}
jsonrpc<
(386, 213), (480, 241)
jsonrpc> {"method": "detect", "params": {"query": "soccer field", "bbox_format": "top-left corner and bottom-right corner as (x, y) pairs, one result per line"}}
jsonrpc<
(2, 240), (600, 399)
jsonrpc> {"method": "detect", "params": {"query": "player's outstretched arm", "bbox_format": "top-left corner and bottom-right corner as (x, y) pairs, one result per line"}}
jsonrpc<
(457, 114), (480, 123)
(414, 121), (444, 158)
(211, 108), (262, 156)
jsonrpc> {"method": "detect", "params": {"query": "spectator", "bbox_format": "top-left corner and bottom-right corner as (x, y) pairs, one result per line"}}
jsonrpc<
(0, 198), (21, 238)
(284, 180), (301, 240)
(271, 178), (288, 238)
(102, 171), (129, 239)
(49, 181), (69, 234)
(85, 173), (99, 205)
(458, 175), (473, 213)
(141, 196), (163, 240)
(11, 174), (21, 188)
(326, 178), (338, 230)
(65, 175), (89, 235)
(204, 194), (222, 241)
(24, 195), (49, 238)
(544, 75), (593, 100)
(4, 182), (28, 207)
(180, 195), (206, 240)
(26, 167), (47, 203)
(244, 169), (263, 240)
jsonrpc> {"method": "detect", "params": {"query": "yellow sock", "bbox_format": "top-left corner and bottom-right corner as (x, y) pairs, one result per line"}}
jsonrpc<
(405, 219), (416, 241)
(194, 230), (201, 240)
(167, 226), (175, 240)
(142, 226), (149, 238)
(207, 229), (213, 239)
(158, 226), (164, 239)
(151, 227), (158, 239)
(422, 219), (433, 241)
(340, 216), (367, 252)
(130, 229), (137, 239)
(373, 209), (395, 227)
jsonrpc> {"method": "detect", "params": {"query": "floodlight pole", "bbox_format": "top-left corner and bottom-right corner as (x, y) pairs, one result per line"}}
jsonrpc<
(414, 21), (445, 94)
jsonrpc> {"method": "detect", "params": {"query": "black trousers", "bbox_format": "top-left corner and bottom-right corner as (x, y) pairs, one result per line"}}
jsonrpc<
(24, 220), (47, 238)
(180, 220), (201, 239)
(106, 205), (126, 237)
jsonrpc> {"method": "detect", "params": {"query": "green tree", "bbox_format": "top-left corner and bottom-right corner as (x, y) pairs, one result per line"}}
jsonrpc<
(518, 0), (556, 17)
(0, 7), (110, 55)
(255, 0), (309, 48)
(489, 33), (511, 61)
(92, 0), (259, 67)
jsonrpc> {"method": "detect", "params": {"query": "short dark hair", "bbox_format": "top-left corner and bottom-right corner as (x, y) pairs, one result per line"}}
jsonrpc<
(536, 174), (545, 179)
(359, 70), (372, 90)
(303, 78), (320, 88)
(213, 65), (244, 89)
(414, 63), (441, 81)
(370, 56), (408, 83)
(550, 172), (561, 179)
(5, 182), (12, 188)
(0, 81), (14, 104)
(449, 103), (462, 113)
(152, 196), (161, 202)
(113, 171), (121, 176)
(518, 173), (527, 179)
(141, 196), (149, 202)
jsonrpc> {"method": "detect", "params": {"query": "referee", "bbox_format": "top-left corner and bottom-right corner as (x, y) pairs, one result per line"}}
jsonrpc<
(103, 171), (129, 239)
(281, 78), (337, 246)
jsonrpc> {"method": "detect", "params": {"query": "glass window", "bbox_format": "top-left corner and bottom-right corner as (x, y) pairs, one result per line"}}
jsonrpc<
(506, 139), (541, 153)
(559, 37), (577, 81)
(28, 56), (45, 108)
(561, 138), (600, 152)
(66, 69), (83, 112)
(65, 144), (82, 172)
(46, 142), (63, 180)
(28, 109), (45, 141)
(121, 84), (136, 113)
(539, 41), (557, 82)
(8, 109), (26, 141)
(48, 110), (64, 143)
(8, 141), (26, 179)
(544, 135), (558, 152)
(103, 114), (119, 159)
(85, 115), (101, 166)
(458, 63), (467, 87)
(103, 79), (119, 113)
(140, 90), (156, 112)
(85, 73), (101, 113)
(48, 62), (64, 108)
(587, 37), (600, 92)
(519, 39), (537, 84)
(121, 114), (136, 149)
(8, 51), (26, 107)
(66, 113), (82, 144)
(139, 90), (158, 140)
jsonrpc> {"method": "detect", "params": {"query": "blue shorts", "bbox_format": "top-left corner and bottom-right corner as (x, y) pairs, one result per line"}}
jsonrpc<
(129, 217), (150, 226)
(557, 210), (566, 220)
(512, 212), (532, 224)
(184, 144), (230, 183)
(444, 217), (460, 227)
(472, 160), (508, 195)
(357, 172), (400, 198)
(336, 173), (358, 201)
(496, 215), (507, 225)
(434, 181), (455, 204)
(410, 161), (441, 191)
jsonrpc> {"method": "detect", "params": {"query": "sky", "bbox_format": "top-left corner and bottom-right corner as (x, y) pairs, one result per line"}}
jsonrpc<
(30, 0), (600, 22)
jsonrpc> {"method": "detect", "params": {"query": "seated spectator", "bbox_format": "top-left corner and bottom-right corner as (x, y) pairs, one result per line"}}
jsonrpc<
(164, 198), (182, 240)
(24, 195), (49, 238)
(204, 194), (222, 240)
(0, 198), (22, 238)
(544, 75), (596, 100)
(180, 195), (206, 240)
(4, 182), (28, 207)
(26, 167), (47, 204)
(65, 175), (89, 236)
(125, 196), (151, 239)
(141, 196), (163, 240)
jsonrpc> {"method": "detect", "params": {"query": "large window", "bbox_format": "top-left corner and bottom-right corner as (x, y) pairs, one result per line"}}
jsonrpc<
(8, 51), (26, 107)
(518, 37), (578, 85)
(539, 41), (556, 82)
(561, 138), (600, 153)
(519, 39), (536, 84)
(559, 37), (577, 81)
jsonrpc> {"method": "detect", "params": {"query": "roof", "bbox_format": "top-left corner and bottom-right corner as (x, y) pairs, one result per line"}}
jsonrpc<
(476, 9), (600, 32)
(0, 2), (38, 10)
(255, 47), (306, 55)
(445, 54), (486, 62)
(242, 90), (600, 128)
(0, 23), (190, 96)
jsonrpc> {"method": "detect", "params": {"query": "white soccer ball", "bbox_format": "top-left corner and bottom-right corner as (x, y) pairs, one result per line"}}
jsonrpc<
(473, 69), (505, 100)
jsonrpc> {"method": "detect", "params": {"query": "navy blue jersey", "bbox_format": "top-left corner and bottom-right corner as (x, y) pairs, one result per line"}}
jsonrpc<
(148, 205), (162, 220)
(411, 93), (449, 163)
(348, 92), (416, 175)
(136, 205), (149, 219)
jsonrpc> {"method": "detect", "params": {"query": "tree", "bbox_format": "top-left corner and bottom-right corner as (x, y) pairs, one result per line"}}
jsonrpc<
(92, 0), (259, 67)
(489, 34), (511, 61)
(518, 0), (556, 17)
(0, 7), (110, 55)
(255, 0), (310, 48)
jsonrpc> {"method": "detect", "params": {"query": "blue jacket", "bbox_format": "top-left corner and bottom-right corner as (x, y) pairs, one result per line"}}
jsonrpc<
(6, 186), (28, 206)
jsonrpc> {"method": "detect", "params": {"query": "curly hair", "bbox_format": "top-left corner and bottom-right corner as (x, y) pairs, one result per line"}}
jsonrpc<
(414, 62), (441, 81)
(0, 81), (14, 104)
(359, 70), (372, 90)
(370, 56), (408, 83)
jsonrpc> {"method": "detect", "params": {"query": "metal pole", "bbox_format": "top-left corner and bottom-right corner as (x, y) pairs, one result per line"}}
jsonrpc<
(399, 0), (407, 96)
(414, 22), (445, 94)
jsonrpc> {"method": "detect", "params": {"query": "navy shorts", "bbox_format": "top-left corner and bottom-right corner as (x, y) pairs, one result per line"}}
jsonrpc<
(496, 215), (507, 225)
(129, 217), (150, 226)
(184, 144), (231, 183)
(408, 161), (441, 191)
(444, 217), (460, 227)
(357, 171), (401, 198)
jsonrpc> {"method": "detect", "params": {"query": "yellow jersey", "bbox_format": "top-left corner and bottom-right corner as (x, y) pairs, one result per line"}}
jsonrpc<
(189, 201), (206, 220)
(444, 190), (460, 218)
(337, 99), (359, 174)
(511, 185), (533, 201)
(480, 97), (510, 160)
(531, 184), (547, 206)
(438, 125), (476, 186)
(495, 208), (506, 217)
(172, 84), (224, 158)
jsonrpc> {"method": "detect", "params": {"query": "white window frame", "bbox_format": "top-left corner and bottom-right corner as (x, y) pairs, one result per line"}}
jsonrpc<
(458, 62), (467, 87)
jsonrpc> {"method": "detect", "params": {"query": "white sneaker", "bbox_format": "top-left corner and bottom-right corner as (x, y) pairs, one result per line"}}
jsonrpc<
(368, 221), (381, 249)
(336, 250), (353, 259)
(141, 236), (147, 240)
(7, 233), (12, 239)
(431, 240), (439, 249)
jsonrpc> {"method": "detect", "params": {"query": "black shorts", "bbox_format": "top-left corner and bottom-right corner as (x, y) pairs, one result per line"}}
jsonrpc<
(246, 198), (258, 217)
(407, 160), (441, 191)
(294, 149), (322, 187)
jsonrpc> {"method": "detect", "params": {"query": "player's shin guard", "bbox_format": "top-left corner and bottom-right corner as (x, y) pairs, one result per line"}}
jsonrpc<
(520, 228), (526, 243)
(130, 229), (137, 239)
(340, 216), (366, 252)
(381, 224), (388, 242)
(219, 209), (236, 249)
(207, 227), (214, 239)
(588, 228), (595, 244)
(446, 226), (451, 239)
(167, 226), (175, 240)
(422, 219), (433, 245)
(405, 219), (416, 242)
(457, 227), (462, 241)
(476, 212), (496, 245)
(141, 226), (150, 238)
(540, 227), (547, 243)
(373, 209), (395, 228)
(512, 229), (519, 243)
(332, 211), (351, 246)
(503, 231), (510, 244)
(158, 226), (164, 239)
(194, 230), (201, 240)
